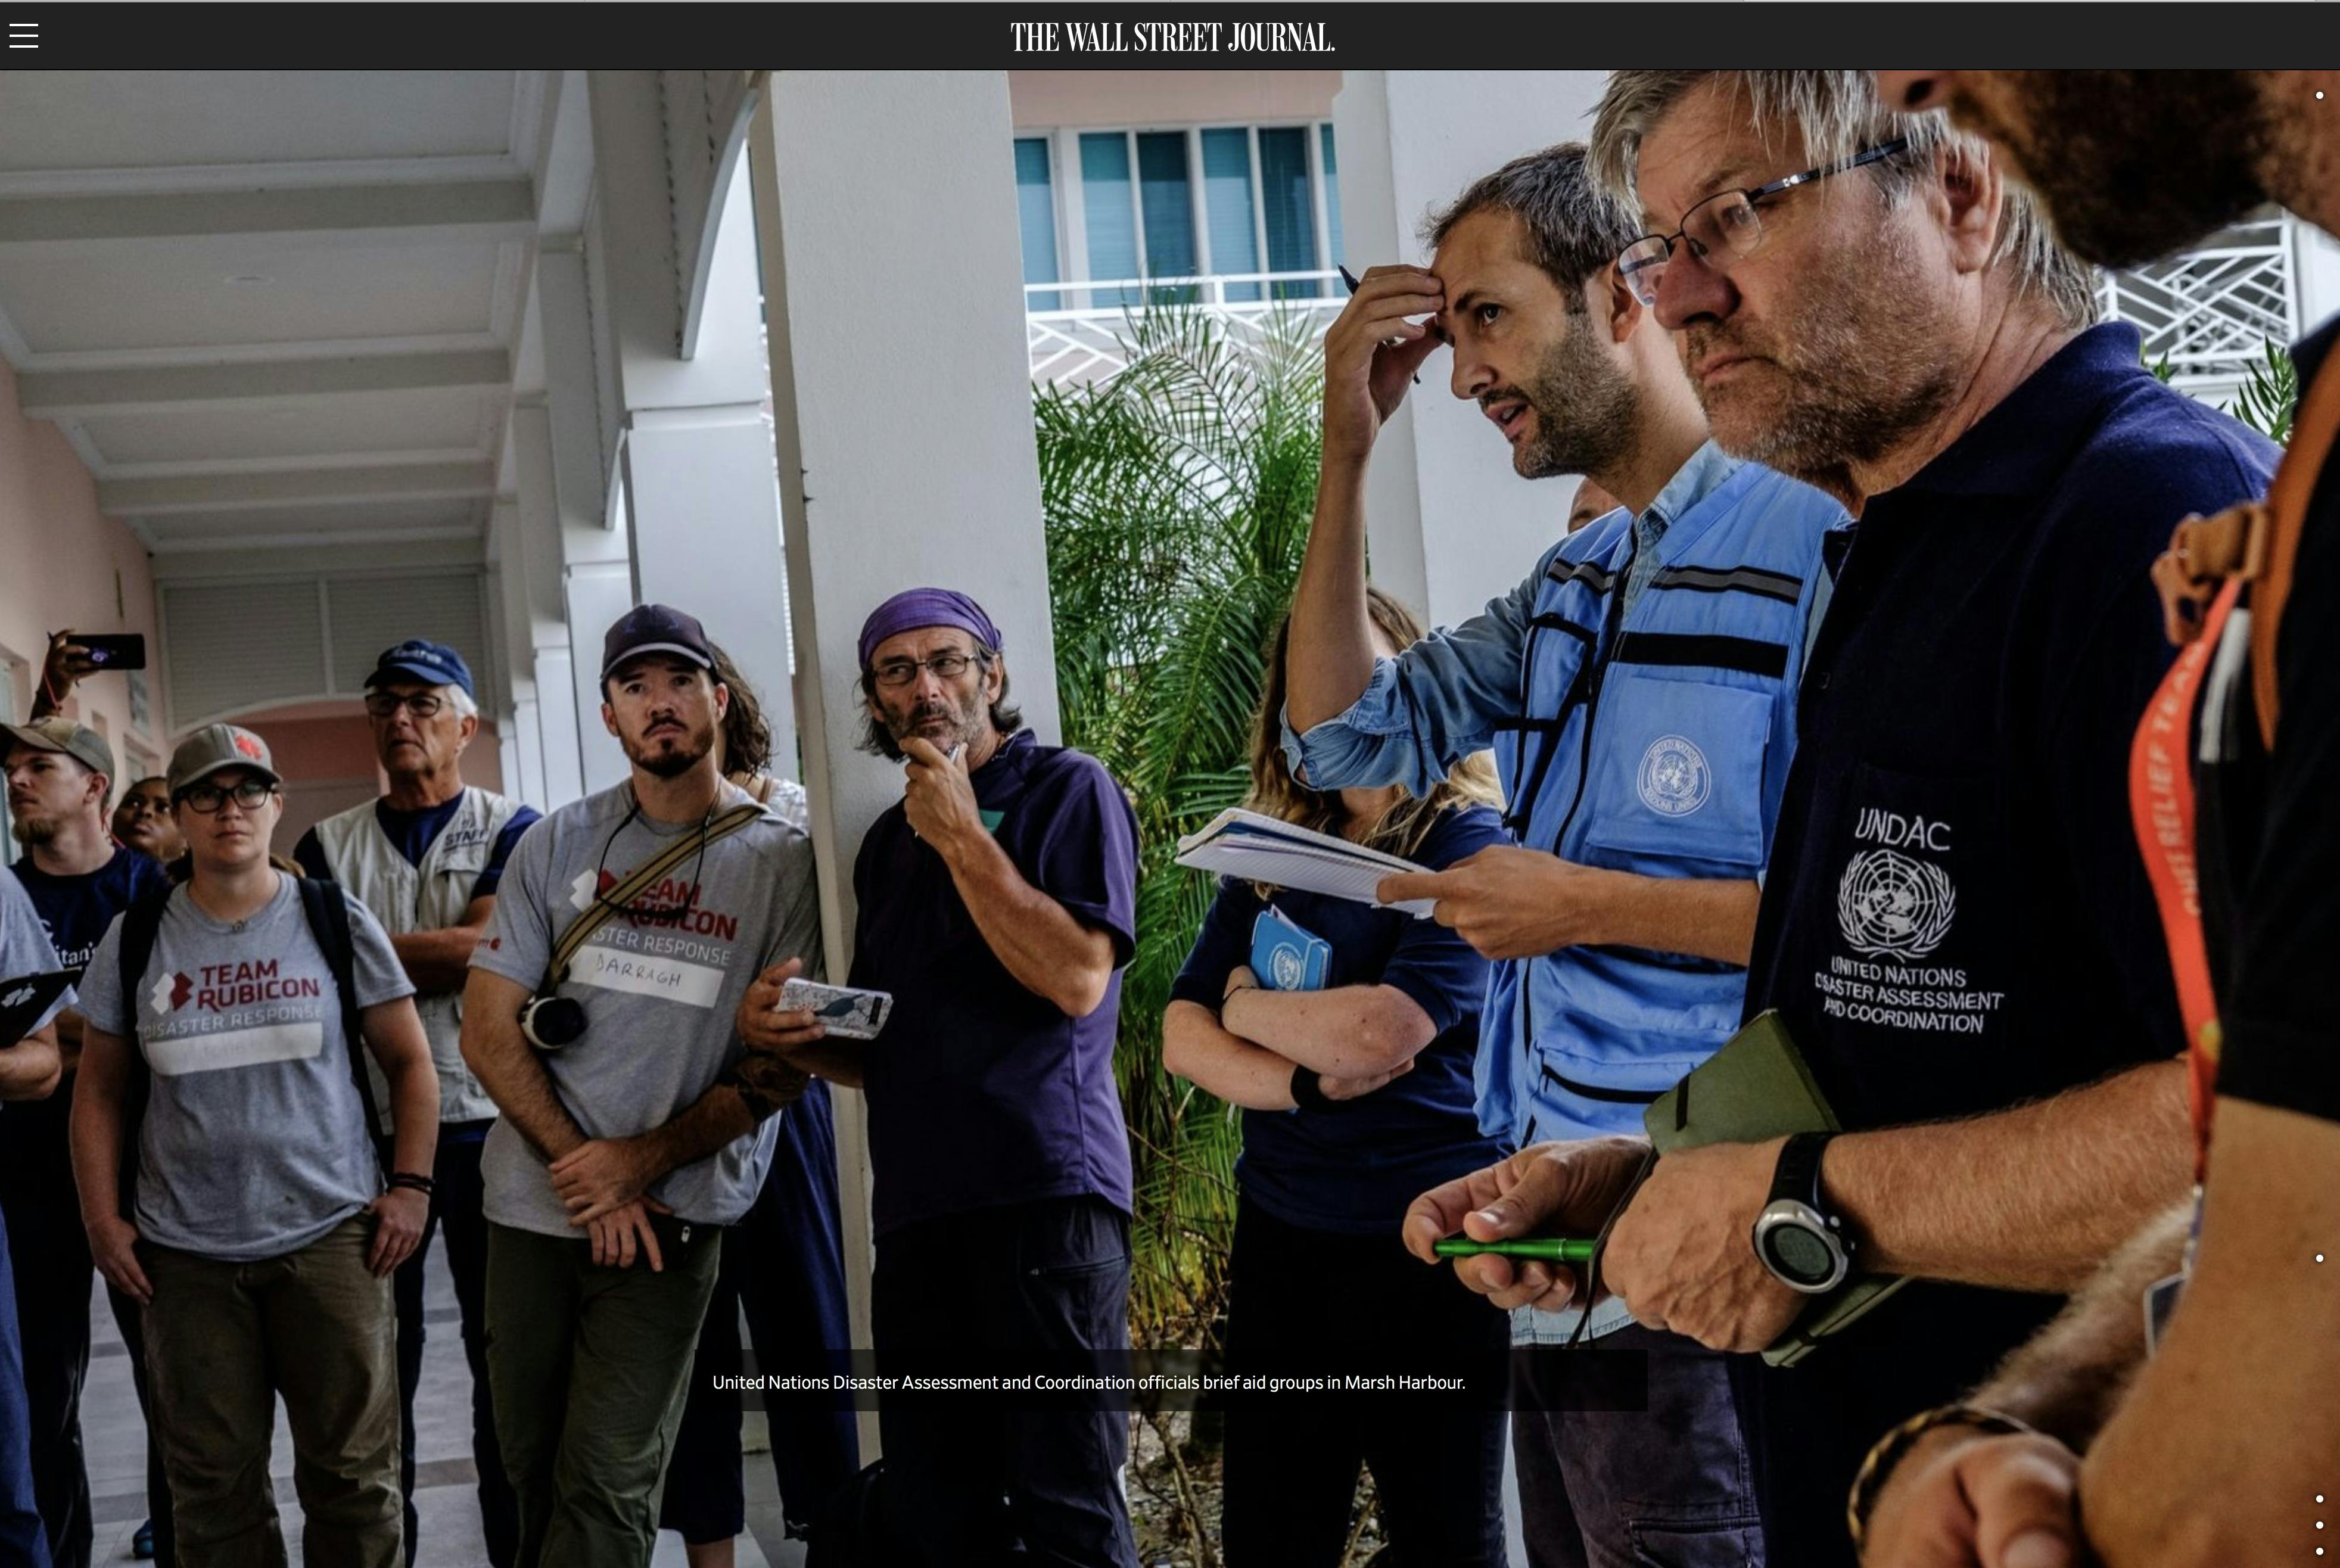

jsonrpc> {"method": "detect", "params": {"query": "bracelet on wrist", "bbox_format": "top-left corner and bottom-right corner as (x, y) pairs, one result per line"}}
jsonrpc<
(1289, 1063), (1339, 1113)
(1847, 1402), (2040, 1550)
(385, 1172), (436, 1197)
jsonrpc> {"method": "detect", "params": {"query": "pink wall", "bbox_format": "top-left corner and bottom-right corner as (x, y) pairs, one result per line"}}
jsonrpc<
(0, 360), (164, 797)
(1009, 70), (1339, 130)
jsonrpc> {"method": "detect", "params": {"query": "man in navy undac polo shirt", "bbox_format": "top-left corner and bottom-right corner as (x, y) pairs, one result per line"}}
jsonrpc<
(1412, 70), (2282, 1566)
(789, 587), (1139, 1568)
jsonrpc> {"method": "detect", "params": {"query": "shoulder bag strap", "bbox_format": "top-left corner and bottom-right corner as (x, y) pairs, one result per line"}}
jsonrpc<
(543, 802), (766, 990)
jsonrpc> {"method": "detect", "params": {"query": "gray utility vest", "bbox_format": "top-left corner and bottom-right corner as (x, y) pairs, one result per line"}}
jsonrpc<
(312, 786), (524, 1128)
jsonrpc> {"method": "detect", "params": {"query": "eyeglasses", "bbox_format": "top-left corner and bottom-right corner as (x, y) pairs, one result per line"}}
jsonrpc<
(179, 779), (276, 814)
(1616, 139), (1910, 308)
(365, 692), (450, 720)
(870, 651), (981, 689)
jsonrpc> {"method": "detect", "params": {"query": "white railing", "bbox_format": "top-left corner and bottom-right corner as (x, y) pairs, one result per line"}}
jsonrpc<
(1026, 270), (1346, 384)
(2101, 213), (2297, 388)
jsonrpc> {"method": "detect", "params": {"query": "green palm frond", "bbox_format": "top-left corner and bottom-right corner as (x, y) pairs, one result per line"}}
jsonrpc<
(1038, 302), (1324, 1347)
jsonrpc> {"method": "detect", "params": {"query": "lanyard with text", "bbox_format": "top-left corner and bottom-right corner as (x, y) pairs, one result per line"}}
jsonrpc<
(2127, 577), (2239, 1182)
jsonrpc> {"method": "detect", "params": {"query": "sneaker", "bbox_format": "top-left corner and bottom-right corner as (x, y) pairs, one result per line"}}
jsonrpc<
(133, 1521), (155, 1560)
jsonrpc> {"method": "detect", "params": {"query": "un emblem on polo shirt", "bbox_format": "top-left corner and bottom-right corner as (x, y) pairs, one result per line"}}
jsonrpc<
(1837, 849), (1959, 959)
(1637, 734), (1712, 817)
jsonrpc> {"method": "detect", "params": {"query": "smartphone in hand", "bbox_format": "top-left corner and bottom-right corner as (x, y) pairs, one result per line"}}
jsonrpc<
(777, 979), (893, 1040)
(74, 634), (146, 671)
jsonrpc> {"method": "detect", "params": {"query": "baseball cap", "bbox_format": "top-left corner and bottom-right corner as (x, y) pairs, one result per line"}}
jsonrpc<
(166, 724), (281, 800)
(365, 639), (475, 700)
(2, 717), (114, 782)
(601, 603), (717, 683)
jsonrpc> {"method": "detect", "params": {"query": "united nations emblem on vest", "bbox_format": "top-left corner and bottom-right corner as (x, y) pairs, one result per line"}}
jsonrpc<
(1837, 849), (1958, 959)
(1637, 734), (1712, 817)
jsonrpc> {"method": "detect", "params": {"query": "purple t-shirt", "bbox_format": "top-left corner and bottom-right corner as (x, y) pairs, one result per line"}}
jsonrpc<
(850, 730), (1137, 1236)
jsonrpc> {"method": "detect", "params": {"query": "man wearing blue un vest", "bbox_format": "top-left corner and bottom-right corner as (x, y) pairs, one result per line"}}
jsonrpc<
(1283, 144), (1843, 1567)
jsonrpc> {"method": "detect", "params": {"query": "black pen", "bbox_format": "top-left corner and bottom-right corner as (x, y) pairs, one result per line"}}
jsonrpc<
(1338, 263), (1423, 385)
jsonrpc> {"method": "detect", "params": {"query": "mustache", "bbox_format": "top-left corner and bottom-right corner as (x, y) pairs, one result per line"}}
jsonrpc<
(1477, 385), (1529, 413)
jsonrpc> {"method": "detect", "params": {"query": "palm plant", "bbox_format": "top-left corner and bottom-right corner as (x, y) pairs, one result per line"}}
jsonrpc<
(1036, 304), (1325, 1346)
(2226, 337), (2299, 443)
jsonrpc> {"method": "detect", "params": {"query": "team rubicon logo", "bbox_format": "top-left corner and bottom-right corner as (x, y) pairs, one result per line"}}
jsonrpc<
(1837, 849), (1958, 959)
(233, 732), (267, 763)
(0, 984), (31, 1010)
(1636, 734), (1712, 817)
(149, 972), (195, 1013)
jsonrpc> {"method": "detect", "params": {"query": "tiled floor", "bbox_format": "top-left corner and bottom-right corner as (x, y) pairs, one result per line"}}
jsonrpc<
(80, 1239), (804, 1567)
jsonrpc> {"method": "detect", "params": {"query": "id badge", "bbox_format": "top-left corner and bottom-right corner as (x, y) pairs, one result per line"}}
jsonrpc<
(2142, 1185), (2205, 1358)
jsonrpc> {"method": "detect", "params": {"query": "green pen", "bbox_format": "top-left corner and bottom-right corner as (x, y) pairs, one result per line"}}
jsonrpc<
(1433, 1237), (1596, 1264)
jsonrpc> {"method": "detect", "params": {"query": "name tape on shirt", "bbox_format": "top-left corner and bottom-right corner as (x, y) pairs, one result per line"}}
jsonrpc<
(146, 1021), (325, 1078)
(570, 942), (724, 1008)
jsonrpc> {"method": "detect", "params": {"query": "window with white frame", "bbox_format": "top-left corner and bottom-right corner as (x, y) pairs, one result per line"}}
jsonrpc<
(1016, 123), (1344, 309)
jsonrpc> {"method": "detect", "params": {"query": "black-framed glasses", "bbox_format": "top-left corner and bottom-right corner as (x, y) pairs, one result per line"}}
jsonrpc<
(365, 692), (450, 720)
(1616, 139), (1910, 307)
(870, 651), (981, 689)
(179, 779), (276, 814)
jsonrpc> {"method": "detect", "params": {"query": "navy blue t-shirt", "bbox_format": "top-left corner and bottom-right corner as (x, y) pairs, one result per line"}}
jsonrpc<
(11, 845), (169, 982)
(1169, 803), (1507, 1234)
(1738, 322), (2278, 1566)
(850, 730), (1140, 1237)
(4, 845), (170, 1186)
(292, 796), (540, 900)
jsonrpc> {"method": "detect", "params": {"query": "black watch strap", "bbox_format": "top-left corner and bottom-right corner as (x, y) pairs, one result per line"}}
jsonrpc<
(1769, 1131), (1835, 1212)
(1290, 1064), (1339, 1113)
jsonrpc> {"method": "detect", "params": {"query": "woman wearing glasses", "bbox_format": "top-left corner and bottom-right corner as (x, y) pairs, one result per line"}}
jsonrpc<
(1163, 590), (1511, 1567)
(67, 723), (440, 1568)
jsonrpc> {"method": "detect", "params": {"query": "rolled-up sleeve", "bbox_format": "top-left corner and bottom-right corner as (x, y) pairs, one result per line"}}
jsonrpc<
(1281, 566), (1541, 796)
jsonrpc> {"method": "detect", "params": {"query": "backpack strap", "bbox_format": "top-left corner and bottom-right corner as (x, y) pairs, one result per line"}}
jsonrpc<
(295, 876), (385, 1165)
(113, 882), (175, 1220)
(2151, 344), (2340, 746)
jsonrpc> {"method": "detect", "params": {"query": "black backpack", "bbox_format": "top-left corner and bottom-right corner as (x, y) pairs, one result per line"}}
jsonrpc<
(112, 876), (382, 1217)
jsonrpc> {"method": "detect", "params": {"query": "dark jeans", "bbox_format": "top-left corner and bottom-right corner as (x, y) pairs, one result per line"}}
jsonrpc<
(387, 1126), (516, 1568)
(0, 1203), (55, 1568)
(2, 1097), (91, 1568)
(1511, 1326), (1763, 1568)
(870, 1196), (1138, 1568)
(1218, 1196), (1508, 1567)
(659, 1081), (858, 1544)
(104, 1287), (172, 1567)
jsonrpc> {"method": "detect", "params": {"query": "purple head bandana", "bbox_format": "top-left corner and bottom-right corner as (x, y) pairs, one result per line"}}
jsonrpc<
(857, 587), (1004, 672)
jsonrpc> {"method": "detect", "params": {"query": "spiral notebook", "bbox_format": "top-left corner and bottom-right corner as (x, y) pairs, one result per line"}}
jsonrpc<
(1174, 809), (1436, 916)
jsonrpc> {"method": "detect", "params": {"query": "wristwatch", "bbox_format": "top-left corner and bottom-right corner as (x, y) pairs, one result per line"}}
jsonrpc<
(1751, 1131), (1853, 1294)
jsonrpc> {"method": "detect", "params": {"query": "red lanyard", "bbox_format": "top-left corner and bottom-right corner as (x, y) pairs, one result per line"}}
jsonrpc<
(2127, 578), (2240, 1180)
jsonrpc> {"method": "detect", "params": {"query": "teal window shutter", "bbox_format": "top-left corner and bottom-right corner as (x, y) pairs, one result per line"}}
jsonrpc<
(1015, 138), (1061, 312)
(1202, 128), (1261, 303)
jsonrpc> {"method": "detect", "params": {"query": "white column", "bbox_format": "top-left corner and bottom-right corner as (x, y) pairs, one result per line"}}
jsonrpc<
(1333, 69), (1615, 629)
(749, 70), (1062, 1403)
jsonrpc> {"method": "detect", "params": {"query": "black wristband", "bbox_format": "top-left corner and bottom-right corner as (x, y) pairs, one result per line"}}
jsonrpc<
(1290, 1063), (1339, 1113)
(386, 1172), (435, 1197)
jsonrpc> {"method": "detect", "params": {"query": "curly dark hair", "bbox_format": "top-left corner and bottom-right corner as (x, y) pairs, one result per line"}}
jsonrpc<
(708, 643), (773, 778)
(856, 644), (1023, 761)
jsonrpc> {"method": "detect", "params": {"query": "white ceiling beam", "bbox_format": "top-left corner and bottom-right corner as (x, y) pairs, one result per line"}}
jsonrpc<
(0, 180), (535, 249)
(19, 348), (512, 419)
(101, 461), (497, 515)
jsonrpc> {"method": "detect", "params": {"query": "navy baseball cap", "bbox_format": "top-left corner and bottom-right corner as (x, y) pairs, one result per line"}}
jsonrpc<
(366, 639), (475, 699)
(601, 603), (717, 682)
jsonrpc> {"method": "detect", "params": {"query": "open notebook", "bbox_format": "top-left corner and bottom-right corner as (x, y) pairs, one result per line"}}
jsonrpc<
(1173, 808), (1436, 917)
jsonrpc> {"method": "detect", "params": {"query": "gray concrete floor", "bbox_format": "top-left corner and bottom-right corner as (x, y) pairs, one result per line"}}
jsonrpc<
(80, 1239), (804, 1567)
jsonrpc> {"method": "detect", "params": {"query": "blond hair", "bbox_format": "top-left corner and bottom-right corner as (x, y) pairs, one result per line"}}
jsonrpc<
(1587, 70), (2096, 331)
(1247, 588), (1501, 870)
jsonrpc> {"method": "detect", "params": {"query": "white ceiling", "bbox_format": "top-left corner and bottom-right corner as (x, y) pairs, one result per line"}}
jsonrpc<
(0, 70), (549, 559)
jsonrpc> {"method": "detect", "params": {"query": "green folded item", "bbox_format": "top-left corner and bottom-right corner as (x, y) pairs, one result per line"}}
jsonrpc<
(1644, 1009), (1909, 1367)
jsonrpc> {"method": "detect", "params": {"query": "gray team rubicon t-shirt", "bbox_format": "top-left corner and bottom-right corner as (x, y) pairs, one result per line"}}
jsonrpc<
(469, 780), (823, 1237)
(79, 876), (415, 1262)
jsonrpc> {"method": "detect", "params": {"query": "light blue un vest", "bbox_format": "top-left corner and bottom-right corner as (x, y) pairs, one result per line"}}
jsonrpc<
(1482, 461), (1838, 1150)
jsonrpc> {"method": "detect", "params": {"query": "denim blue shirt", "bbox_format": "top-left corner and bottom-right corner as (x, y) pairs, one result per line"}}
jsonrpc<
(1284, 445), (1845, 1162)
(1622, 441), (1737, 615)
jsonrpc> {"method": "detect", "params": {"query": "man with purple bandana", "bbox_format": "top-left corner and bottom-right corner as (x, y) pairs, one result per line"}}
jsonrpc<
(755, 587), (1139, 1566)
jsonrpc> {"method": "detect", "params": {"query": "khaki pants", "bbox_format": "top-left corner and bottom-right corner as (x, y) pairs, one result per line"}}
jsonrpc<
(486, 1219), (722, 1568)
(141, 1215), (400, 1568)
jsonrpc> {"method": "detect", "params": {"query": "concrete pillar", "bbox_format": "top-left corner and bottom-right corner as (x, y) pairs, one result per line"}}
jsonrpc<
(748, 69), (1062, 1393)
(1333, 70), (1614, 629)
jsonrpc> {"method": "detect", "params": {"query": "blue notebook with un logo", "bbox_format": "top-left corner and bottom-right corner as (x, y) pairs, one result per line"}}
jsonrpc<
(1251, 906), (1331, 992)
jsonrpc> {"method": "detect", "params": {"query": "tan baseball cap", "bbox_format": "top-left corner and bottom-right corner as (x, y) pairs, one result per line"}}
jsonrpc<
(166, 724), (281, 799)
(2, 716), (114, 782)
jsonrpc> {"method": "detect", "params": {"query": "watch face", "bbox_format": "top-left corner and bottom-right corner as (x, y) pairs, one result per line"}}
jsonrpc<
(1765, 1222), (1839, 1287)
